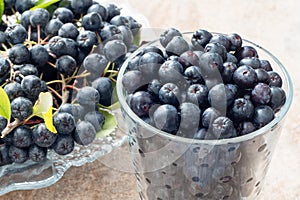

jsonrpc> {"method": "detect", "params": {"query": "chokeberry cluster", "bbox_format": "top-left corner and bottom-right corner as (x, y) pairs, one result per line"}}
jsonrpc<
(122, 28), (286, 140)
(0, 0), (141, 166)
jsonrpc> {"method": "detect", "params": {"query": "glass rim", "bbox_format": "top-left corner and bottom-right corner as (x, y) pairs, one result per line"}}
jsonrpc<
(116, 31), (294, 145)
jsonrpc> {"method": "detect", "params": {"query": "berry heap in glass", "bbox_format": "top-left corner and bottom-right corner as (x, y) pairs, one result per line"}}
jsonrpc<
(0, 0), (141, 166)
(122, 28), (286, 140)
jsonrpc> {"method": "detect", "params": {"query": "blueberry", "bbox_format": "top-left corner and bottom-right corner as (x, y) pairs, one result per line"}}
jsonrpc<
(166, 36), (190, 56)
(84, 111), (105, 132)
(234, 46), (258, 61)
(87, 3), (108, 21)
(76, 30), (98, 49)
(12, 125), (33, 148)
(179, 102), (201, 132)
(147, 79), (162, 100)
(269, 86), (286, 112)
(56, 55), (77, 76)
(226, 33), (242, 51)
(233, 65), (258, 89)
(29, 144), (47, 162)
(221, 62), (237, 83)
(238, 57), (261, 69)
(45, 19), (63, 36)
(253, 105), (274, 128)
(32, 123), (57, 148)
(251, 83), (271, 105)
(59, 103), (81, 121)
(71, 0), (93, 14)
(202, 107), (222, 128)
(198, 52), (223, 75)
(209, 34), (231, 51)
(129, 91), (154, 117)
(194, 128), (208, 139)
(48, 36), (66, 56)
(159, 28), (182, 47)
(236, 121), (256, 136)
(8, 44), (30, 64)
(229, 97), (254, 122)
(11, 97), (33, 121)
(4, 82), (23, 102)
(180, 51), (201, 67)
(118, 25), (134, 49)
(30, 45), (49, 67)
(0, 145), (12, 166)
(0, 116), (7, 133)
(141, 45), (164, 57)
(138, 51), (165, 76)
(212, 116), (237, 139)
(20, 10), (32, 29)
(159, 83), (181, 107)
(5, 24), (27, 44)
(52, 134), (74, 155)
(110, 15), (130, 27)
(92, 77), (113, 106)
(76, 86), (100, 109)
(127, 54), (140, 70)
(153, 104), (179, 134)
(54, 112), (76, 134)
(83, 53), (108, 75)
(127, 16), (141, 36)
(122, 70), (146, 93)
(105, 4), (121, 21)
(82, 12), (102, 31)
(204, 42), (227, 61)
(61, 38), (78, 58)
(268, 71), (282, 87)
(225, 53), (238, 64)
(8, 145), (28, 163)
(58, 23), (79, 39)
(73, 121), (96, 145)
(184, 66), (204, 84)
(30, 8), (50, 28)
(52, 7), (74, 23)
(103, 40), (127, 62)
(0, 57), (10, 77)
(260, 59), (273, 71)
(186, 84), (209, 108)
(208, 83), (229, 112)
(99, 25), (123, 42)
(0, 31), (7, 44)
(21, 75), (41, 98)
(255, 68), (270, 84)
(191, 29), (212, 49)
(14, 0), (34, 13)
(158, 60), (184, 84)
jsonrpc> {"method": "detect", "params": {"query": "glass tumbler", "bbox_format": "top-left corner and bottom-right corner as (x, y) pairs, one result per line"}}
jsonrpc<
(116, 32), (293, 200)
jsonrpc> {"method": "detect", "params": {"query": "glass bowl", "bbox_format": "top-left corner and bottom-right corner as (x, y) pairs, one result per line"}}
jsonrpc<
(116, 31), (293, 199)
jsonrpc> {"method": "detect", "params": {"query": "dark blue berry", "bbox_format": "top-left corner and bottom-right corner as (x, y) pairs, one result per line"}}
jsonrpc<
(269, 86), (286, 112)
(268, 71), (282, 87)
(82, 12), (102, 31)
(12, 125), (33, 148)
(20, 10), (31, 29)
(153, 104), (179, 134)
(186, 84), (209, 108)
(92, 77), (113, 106)
(105, 4), (121, 21)
(251, 83), (271, 105)
(52, 7), (74, 23)
(138, 51), (165, 76)
(236, 121), (256, 136)
(160, 28), (182, 48)
(130, 91), (154, 117)
(14, 0), (34, 13)
(180, 51), (201, 68)
(166, 36), (190, 56)
(11, 97), (33, 121)
(58, 23), (79, 39)
(8, 44), (30, 64)
(0, 116), (7, 133)
(0, 57), (10, 77)
(147, 79), (162, 100)
(103, 40), (127, 62)
(59, 103), (81, 121)
(30, 45), (49, 67)
(76, 86), (100, 109)
(5, 24), (27, 44)
(229, 97), (254, 122)
(234, 46), (258, 61)
(141, 45), (164, 57)
(29, 144), (47, 162)
(184, 66), (204, 84)
(32, 123), (57, 148)
(255, 68), (270, 84)
(122, 70), (146, 93)
(208, 83), (228, 112)
(99, 25), (122, 42)
(225, 53), (238, 64)
(159, 83), (181, 107)
(179, 102), (201, 132)
(71, 0), (93, 14)
(260, 60), (273, 71)
(191, 29), (212, 49)
(87, 3), (108, 21)
(233, 65), (258, 89)
(0, 145), (12, 166)
(56, 55), (77, 76)
(52, 134), (74, 155)
(202, 107), (222, 128)
(4, 82), (24, 101)
(30, 8), (50, 28)
(253, 105), (274, 128)
(204, 42), (227, 61)
(209, 34), (231, 51)
(212, 116), (237, 139)
(84, 111), (105, 132)
(118, 25), (133, 49)
(8, 145), (28, 163)
(238, 57), (261, 69)
(21, 75), (41, 98)
(73, 121), (96, 145)
(45, 19), (63, 36)
(76, 30), (98, 49)
(226, 33), (242, 51)
(83, 53), (108, 75)
(221, 62), (237, 83)
(54, 112), (76, 134)
(158, 60), (184, 84)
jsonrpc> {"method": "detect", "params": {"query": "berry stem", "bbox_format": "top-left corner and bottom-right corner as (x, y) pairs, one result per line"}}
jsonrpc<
(47, 86), (62, 99)
(1, 119), (21, 138)
(46, 80), (64, 85)
(47, 61), (56, 69)
(37, 24), (41, 45)
(65, 71), (91, 81)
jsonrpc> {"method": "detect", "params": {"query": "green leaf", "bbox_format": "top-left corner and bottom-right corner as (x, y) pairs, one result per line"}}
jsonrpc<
(0, 0), (4, 23)
(30, 0), (60, 10)
(96, 108), (117, 138)
(132, 29), (141, 46)
(0, 87), (11, 121)
(32, 92), (57, 133)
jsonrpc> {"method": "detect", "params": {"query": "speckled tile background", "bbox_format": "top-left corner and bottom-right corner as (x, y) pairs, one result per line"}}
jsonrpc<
(1, 0), (300, 199)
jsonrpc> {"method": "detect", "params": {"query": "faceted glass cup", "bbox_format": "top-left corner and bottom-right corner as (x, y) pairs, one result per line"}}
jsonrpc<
(116, 31), (293, 200)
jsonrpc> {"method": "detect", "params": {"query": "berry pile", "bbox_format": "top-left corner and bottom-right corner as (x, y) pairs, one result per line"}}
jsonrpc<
(0, 0), (141, 166)
(122, 28), (286, 140)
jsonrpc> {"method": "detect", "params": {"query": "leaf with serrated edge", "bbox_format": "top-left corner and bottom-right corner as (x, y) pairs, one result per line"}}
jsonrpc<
(96, 109), (117, 138)
(31, 0), (60, 10)
(0, 87), (11, 121)
(33, 92), (57, 133)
